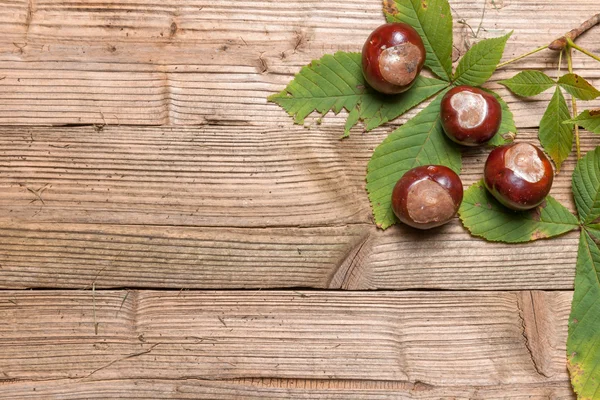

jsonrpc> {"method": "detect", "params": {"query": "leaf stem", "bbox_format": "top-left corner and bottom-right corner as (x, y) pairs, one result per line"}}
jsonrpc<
(566, 47), (581, 159)
(557, 49), (563, 77)
(567, 38), (600, 64)
(496, 45), (548, 69)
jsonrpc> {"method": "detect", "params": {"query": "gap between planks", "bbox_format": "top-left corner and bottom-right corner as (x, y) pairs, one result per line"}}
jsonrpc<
(0, 378), (576, 399)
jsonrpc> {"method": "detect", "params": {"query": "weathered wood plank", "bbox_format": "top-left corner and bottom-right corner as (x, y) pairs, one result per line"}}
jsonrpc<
(0, 222), (581, 290)
(0, 125), (372, 227)
(0, 378), (576, 399)
(0, 1), (591, 398)
(0, 125), (592, 226)
(0, 0), (597, 126)
(0, 125), (592, 290)
(0, 290), (574, 388)
(0, 223), (369, 289)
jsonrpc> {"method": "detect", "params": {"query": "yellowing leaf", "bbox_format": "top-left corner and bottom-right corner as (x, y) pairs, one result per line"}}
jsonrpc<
(567, 228), (600, 399)
(558, 74), (600, 101)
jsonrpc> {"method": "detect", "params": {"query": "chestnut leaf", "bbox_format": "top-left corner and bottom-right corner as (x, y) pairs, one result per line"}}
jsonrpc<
(563, 109), (600, 134)
(567, 228), (600, 400)
(558, 73), (600, 101)
(572, 147), (600, 225)
(588, 225), (600, 236)
(366, 89), (462, 229)
(485, 90), (517, 147)
(384, 0), (453, 82)
(539, 86), (573, 172)
(267, 52), (448, 136)
(499, 70), (556, 97)
(453, 32), (512, 87)
(458, 180), (578, 243)
(567, 149), (600, 398)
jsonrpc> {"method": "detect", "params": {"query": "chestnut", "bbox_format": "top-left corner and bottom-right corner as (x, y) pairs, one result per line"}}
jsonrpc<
(362, 23), (426, 94)
(484, 142), (554, 211)
(440, 85), (502, 146)
(391, 165), (463, 229)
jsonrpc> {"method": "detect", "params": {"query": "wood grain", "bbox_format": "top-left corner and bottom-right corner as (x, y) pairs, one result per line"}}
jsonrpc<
(0, 223), (369, 289)
(0, 290), (574, 389)
(0, 0), (598, 126)
(0, 1), (596, 397)
(1, 125), (594, 227)
(0, 222), (581, 290)
(0, 125), (594, 290)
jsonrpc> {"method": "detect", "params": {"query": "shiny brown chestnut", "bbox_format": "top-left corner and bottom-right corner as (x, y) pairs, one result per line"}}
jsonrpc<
(362, 23), (426, 94)
(484, 142), (554, 211)
(391, 165), (463, 229)
(440, 85), (502, 146)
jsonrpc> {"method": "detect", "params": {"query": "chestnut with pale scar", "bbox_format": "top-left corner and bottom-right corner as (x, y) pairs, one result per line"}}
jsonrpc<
(406, 179), (456, 224)
(440, 85), (502, 146)
(379, 42), (422, 87)
(362, 23), (426, 94)
(392, 165), (463, 230)
(484, 142), (554, 211)
(450, 91), (487, 129)
(504, 143), (545, 183)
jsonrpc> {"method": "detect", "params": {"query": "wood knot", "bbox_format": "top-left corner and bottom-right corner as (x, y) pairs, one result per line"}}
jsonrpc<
(169, 22), (178, 37)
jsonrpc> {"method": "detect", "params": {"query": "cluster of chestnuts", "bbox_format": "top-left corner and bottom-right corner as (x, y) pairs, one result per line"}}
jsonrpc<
(363, 23), (555, 230)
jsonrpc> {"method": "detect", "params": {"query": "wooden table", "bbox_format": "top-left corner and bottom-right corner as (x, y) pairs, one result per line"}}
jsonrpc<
(1, 0), (599, 398)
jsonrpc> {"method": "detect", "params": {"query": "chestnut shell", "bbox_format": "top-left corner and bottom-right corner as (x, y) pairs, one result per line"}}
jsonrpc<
(484, 142), (554, 211)
(362, 23), (426, 94)
(391, 165), (463, 229)
(440, 85), (502, 146)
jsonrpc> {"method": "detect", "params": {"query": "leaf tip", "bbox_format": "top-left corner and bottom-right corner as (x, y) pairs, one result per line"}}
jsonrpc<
(266, 92), (281, 103)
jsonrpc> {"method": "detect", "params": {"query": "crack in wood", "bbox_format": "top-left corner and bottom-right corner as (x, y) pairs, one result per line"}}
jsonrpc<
(327, 229), (372, 289)
(516, 292), (550, 378)
(83, 343), (161, 379)
(24, 0), (35, 39)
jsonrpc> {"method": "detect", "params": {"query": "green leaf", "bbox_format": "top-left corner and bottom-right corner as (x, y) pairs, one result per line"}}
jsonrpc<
(567, 229), (600, 399)
(358, 76), (450, 132)
(588, 225), (600, 241)
(458, 180), (578, 243)
(485, 90), (516, 147)
(563, 109), (600, 134)
(573, 147), (600, 225)
(538, 86), (573, 172)
(453, 32), (512, 86)
(385, 0), (453, 81)
(268, 52), (448, 136)
(498, 70), (555, 97)
(558, 73), (600, 100)
(366, 90), (462, 229)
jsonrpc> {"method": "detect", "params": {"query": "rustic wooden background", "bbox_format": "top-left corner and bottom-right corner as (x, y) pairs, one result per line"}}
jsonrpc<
(1, 0), (599, 398)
